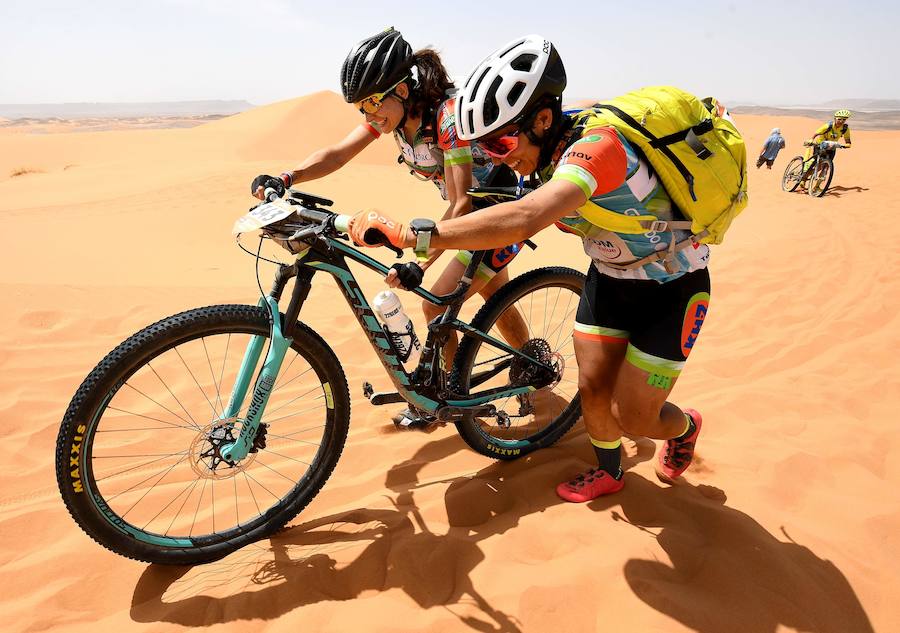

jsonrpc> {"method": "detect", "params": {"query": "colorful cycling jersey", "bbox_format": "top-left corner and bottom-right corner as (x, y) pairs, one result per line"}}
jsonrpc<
(542, 121), (710, 283)
(364, 97), (493, 199)
(812, 121), (851, 145)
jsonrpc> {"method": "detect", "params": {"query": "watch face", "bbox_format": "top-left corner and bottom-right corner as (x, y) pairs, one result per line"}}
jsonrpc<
(410, 218), (437, 233)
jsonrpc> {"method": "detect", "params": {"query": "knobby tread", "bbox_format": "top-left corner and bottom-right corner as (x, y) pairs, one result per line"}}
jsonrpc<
(55, 304), (350, 565)
(449, 267), (585, 460)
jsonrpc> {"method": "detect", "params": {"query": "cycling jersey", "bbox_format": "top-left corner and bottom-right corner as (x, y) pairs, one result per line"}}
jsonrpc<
(364, 97), (493, 200)
(541, 120), (710, 283)
(812, 121), (851, 145)
(365, 97), (521, 279)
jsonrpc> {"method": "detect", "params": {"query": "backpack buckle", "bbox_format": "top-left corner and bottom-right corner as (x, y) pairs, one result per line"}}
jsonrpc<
(648, 220), (669, 232)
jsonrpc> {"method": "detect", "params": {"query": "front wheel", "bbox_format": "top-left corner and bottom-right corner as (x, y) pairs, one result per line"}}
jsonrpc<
(451, 267), (584, 460)
(808, 157), (834, 197)
(55, 304), (350, 565)
(781, 156), (805, 192)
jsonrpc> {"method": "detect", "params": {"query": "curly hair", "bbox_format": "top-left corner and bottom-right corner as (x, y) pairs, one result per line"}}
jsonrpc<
(405, 48), (454, 122)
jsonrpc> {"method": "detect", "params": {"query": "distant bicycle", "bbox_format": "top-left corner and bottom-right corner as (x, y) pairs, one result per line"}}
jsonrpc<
(781, 140), (847, 197)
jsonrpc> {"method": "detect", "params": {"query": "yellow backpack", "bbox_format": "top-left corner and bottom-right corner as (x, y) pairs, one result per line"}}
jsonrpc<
(572, 86), (748, 247)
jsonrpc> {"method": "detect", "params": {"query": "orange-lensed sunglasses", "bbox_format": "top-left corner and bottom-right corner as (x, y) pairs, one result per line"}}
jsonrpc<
(480, 130), (521, 159)
(354, 77), (407, 115)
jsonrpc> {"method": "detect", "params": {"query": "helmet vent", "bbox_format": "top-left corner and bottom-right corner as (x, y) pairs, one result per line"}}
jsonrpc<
(483, 76), (503, 126)
(507, 81), (526, 106)
(468, 66), (491, 98)
(498, 39), (527, 58)
(510, 54), (537, 72)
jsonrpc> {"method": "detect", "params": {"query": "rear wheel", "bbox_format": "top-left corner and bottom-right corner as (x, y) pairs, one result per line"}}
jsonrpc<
(808, 157), (834, 197)
(451, 267), (584, 460)
(781, 156), (805, 192)
(56, 304), (350, 565)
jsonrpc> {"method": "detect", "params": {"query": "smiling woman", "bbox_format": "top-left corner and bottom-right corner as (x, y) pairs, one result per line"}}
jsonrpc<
(348, 34), (732, 502)
(248, 27), (531, 429)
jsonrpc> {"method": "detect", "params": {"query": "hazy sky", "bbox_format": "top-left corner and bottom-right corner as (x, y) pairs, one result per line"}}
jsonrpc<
(2, 0), (897, 106)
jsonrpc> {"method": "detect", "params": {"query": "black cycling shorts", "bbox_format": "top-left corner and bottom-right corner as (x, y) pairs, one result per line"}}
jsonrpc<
(574, 265), (711, 384)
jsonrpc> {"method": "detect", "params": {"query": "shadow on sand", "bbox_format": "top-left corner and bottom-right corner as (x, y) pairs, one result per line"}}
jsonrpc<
(824, 185), (869, 197)
(129, 434), (873, 633)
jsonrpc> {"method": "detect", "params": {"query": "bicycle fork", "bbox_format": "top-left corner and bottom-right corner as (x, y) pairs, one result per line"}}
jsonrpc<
(218, 263), (313, 463)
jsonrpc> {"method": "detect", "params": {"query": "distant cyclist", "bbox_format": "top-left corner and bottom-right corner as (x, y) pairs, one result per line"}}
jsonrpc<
(250, 28), (527, 429)
(348, 35), (711, 501)
(803, 109), (852, 172)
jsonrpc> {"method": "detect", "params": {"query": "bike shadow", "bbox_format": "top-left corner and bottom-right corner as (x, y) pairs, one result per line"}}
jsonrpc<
(824, 185), (869, 197)
(128, 430), (655, 630)
(128, 433), (870, 632)
(586, 477), (875, 633)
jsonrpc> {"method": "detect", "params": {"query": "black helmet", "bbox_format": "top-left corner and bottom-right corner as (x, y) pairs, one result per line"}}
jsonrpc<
(340, 28), (413, 103)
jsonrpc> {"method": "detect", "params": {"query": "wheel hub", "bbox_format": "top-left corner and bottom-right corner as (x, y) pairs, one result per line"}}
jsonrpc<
(189, 418), (258, 479)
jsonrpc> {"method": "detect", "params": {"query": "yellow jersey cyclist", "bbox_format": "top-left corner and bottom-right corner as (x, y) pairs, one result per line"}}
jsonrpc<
(803, 109), (852, 170)
(251, 28), (528, 429)
(348, 35), (711, 501)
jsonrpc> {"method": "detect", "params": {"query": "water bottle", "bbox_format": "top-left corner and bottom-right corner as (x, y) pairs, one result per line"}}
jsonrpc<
(372, 290), (421, 367)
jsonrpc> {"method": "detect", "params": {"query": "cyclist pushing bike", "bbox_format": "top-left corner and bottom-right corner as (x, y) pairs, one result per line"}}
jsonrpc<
(348, 35), (737, 502)
(252, 28), (528, 429)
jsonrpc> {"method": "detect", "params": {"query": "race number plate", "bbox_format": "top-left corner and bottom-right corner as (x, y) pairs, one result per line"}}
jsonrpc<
(232, 199), (296, 234)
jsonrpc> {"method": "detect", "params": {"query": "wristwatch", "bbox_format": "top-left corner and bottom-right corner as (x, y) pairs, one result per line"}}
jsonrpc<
(409, 218), (437, 262)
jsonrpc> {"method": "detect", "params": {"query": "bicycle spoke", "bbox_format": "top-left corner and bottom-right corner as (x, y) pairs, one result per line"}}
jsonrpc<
(201, 337), (224, 419)
(147, 363), (202, 429)
(174, 347), (219, 420)
(122, 381), (199, 430)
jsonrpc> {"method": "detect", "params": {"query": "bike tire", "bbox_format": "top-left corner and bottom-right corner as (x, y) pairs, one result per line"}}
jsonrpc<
(781, 156), (805, 192)
(56, 304), (350, 565)
(808, 157), (834, 197)
(450, 267), (585, 460)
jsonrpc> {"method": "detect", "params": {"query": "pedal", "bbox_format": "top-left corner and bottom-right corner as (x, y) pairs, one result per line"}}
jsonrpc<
(362, 382), (405, 405)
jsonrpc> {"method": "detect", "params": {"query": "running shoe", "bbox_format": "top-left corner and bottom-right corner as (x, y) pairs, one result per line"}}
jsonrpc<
(556, 467), (624, 502)
(655, 408), (703, 483)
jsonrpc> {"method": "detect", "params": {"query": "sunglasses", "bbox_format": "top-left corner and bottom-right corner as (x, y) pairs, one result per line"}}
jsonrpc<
(354, 77), (406, 115)
(480, 130), (521, 159)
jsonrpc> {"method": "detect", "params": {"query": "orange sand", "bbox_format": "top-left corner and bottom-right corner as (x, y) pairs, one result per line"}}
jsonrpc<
(0, 92), (897, 632)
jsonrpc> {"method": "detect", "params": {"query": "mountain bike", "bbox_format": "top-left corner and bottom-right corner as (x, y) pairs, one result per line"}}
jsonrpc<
(56, 187), (584, 565)
(781, 140), (847, 197)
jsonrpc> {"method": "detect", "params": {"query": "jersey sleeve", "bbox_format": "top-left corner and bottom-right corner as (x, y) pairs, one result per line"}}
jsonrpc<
(812, 123), (830, 142)
(550, 127), (628, 198)
(436, 99), (473, 166)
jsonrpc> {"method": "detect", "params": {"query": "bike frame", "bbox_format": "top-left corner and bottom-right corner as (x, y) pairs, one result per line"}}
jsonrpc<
(219, 227), (552, 462)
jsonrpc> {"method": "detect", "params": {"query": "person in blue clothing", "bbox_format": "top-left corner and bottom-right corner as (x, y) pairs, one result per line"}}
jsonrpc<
(756, 127), (785, 169)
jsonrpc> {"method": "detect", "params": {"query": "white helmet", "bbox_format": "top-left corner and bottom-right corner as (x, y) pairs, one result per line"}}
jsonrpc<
(456, 34), (566, 140)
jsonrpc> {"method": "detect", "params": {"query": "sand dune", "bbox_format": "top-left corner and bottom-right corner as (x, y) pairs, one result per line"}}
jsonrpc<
(0, 98), (897, 633)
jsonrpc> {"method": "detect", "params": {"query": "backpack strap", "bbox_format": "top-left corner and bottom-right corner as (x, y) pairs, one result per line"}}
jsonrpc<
(600, 234), (703, 273)
(592, 102), (702, 202)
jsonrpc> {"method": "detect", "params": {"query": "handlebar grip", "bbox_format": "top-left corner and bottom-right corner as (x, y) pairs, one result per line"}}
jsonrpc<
(264, 187), (280, 202)
(295, 207), (332, 224)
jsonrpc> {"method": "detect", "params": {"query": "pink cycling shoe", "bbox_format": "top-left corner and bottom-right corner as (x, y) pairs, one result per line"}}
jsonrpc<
(656, 408), (703, 483)
(556, 467), (625, 502)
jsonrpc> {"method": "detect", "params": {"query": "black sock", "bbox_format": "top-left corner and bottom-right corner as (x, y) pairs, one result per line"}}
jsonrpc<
(673, 413), (696, 442)
(591, 438), (623, 480)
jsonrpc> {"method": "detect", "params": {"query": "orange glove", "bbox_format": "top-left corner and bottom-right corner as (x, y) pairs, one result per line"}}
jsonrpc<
(348, 210), (408, 248)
